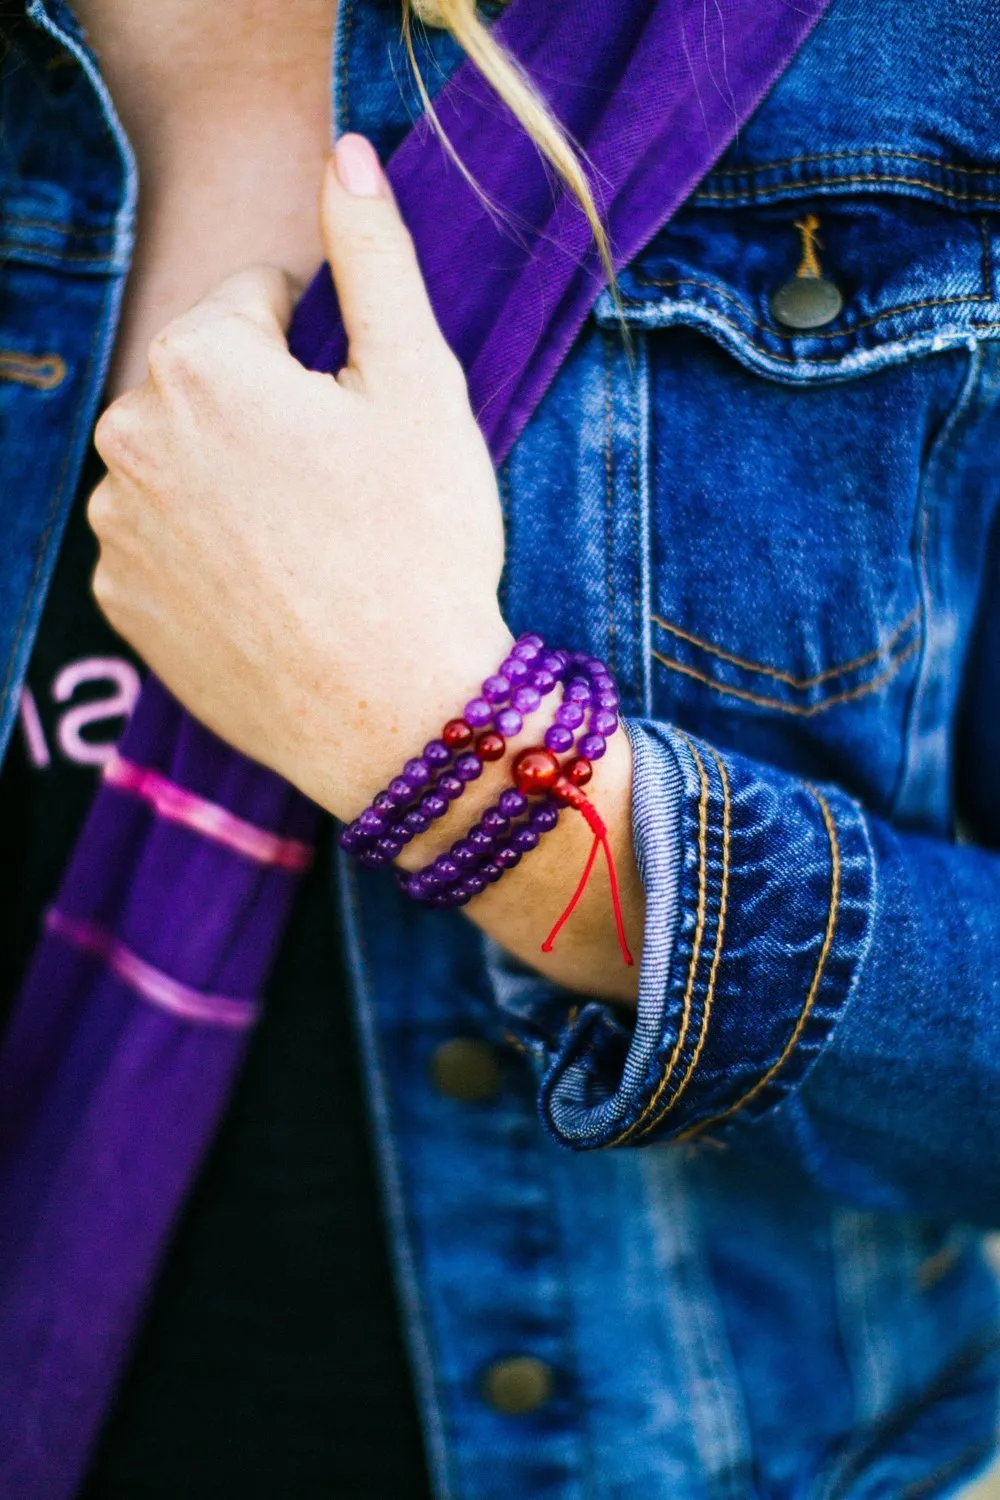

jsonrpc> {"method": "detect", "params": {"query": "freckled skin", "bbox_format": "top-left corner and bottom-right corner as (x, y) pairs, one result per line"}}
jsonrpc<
(82, 1), (645, 1001)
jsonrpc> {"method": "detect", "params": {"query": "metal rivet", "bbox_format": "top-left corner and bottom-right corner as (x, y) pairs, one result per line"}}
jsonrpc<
(429, 1038), (503, 1102)
(482, 1356), (554, 1415)
(771, 275), (843, 330)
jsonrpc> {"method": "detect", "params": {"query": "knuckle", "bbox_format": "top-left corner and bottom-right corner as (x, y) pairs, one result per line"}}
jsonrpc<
(85, 480), (112, 536)
(92, 401), (138, 474)
(147, 319), (210, 389)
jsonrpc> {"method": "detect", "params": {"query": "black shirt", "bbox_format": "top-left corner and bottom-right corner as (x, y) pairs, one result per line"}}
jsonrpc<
(0, 452), (431, 1499)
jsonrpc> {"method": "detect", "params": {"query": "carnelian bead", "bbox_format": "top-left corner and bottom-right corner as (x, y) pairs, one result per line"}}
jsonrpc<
(475, 731), (506, 762)
(511, 746), (560, 796)
(567, 757), (593, 787)
(442, 718), (473, 750)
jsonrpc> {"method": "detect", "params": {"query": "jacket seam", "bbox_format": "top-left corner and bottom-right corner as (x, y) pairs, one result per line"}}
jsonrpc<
(652, 637), (920, 715)
(620, 300), (996, 368)
(0, 240), (120, 267)
(602, 331), (617, 675)
(0, 290), (107, 721)
(0, 215), (113, 239)
(612, 731), (711, 1146)
(626, 276), (990, 343)
(632, 746), (731, 1143)
(694, 174), (1000, 205)
(891, 342), (986, 817)
(651, 605), (920, 687)
(702, 148), (1000, 179)
(675, 785), (841, 1141)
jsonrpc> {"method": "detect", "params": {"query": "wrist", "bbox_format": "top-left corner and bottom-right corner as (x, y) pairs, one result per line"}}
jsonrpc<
(298, 613), (516, 823)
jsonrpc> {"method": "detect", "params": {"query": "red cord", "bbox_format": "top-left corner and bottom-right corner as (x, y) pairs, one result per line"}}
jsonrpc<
(541, 795), (634, 965)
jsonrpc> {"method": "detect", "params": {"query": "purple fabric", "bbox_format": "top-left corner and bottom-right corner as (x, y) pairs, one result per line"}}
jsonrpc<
(0, 1), (830, 1494)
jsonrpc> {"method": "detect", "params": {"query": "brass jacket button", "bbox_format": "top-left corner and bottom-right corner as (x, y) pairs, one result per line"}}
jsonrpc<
(771, 274), (844, 329)
(430, 1038), (503, 1102)
(482, 1356), (554, 1415)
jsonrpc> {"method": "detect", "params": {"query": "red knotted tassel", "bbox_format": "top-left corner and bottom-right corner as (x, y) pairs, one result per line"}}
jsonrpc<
(511, 748), (634, 967)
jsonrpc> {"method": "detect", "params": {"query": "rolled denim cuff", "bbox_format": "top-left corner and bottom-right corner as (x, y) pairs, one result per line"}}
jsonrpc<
(536, 720), (877, 1150)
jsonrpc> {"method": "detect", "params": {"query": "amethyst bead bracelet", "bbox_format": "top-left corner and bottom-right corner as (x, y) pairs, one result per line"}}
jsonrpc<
(337, 633), (633, 965)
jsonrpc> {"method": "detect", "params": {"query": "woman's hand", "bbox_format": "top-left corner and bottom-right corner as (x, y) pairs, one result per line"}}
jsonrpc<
(89, 133), (513, 819)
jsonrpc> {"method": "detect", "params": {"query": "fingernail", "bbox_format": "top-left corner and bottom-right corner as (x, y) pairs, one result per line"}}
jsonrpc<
(334, 134), (387, 197)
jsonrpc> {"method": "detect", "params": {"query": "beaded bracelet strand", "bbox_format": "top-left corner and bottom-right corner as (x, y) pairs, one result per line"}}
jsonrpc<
(339, 634), (561, 865)
(396, 651), (612, 897)
(338, 635), (633, 966)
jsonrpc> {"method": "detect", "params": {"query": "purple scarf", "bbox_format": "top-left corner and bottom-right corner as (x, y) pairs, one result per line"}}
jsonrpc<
(0, 1), (830, 1493)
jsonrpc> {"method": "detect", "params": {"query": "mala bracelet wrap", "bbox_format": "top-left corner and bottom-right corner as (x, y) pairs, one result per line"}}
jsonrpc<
(338, 634), (633, 964)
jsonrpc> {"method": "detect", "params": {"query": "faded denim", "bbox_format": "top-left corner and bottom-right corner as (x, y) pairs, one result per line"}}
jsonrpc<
(2, 0), (1000, 1495)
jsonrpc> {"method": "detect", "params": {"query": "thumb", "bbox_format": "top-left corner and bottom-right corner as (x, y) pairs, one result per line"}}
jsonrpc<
(321, 134), (451, 382)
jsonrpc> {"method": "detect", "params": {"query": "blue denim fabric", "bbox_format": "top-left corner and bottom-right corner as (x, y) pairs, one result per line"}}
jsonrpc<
(3, 0), (1000, 1495)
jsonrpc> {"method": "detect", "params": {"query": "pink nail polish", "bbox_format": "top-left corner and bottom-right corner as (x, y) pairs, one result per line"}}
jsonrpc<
(334, 134), (387, 198)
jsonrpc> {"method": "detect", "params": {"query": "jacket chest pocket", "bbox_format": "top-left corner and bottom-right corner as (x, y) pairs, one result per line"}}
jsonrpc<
(502, 194), (1000, 819)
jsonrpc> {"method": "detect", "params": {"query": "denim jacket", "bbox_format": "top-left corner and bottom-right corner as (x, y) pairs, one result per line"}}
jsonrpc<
(3, 0), (1000, 1495)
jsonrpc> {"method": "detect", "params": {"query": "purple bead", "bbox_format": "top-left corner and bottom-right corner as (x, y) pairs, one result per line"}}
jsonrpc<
(420, 792), (448, 819)
(511, 684), (541, 715)
(480, 860), (502, 883)
(375, 836), (403, 860)
(403, 757), (431, 789)
(359, 849), (383, 869)
(403, 808), (430, 835)
(513, 826), (540, 853)
(393, 825), (414, 846)
(437, 773), (465, 801)
(359, 808), (386, 836)
(454, 752), (483, 782)
(339, 821), (364, 850)
(555, 701), (585, 731)
(540, 651), (565, 676)
(578, 733), (607, 761)
(423, 738), (451, 768)
(565, 679), (591, 704)
(460, 873), (487, 897)
(452, 839), (479, 869)
(593, 671), (614, 692)
(468, 825), (494, 853)
(593, 709), (618, 736)
(533, 669), (557, 696)
(596, 689), (618, 710)
(494, 845), (522, 870)
(464, 696), (492, 728)
(499, 788), (527, 818)
(544, 724), (574, 753)
(502, 657), (530, 686)
(495, 707), (523, 739)
(483, 673), (511, 704)
(388, 776), (415, 806)
(516, 631), (545, 651)
(373, 791), (396, 818)
(433, 855), (461, 885)
(532, 804), (559, 832)
(511, 637), (542, 662)
(417, 871), (440, 899)
(480, 807), (509, 836)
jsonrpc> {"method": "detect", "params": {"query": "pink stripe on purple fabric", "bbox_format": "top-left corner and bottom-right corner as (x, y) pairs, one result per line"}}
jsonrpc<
(103, 753), (315, 871)
(46, 911), (260, 1030)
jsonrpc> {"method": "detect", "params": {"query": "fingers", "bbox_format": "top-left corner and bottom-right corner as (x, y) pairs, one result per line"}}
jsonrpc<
(146, 264), (296, 391)
(197, 264), (297, 343)
(320, 134), (458, 384)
